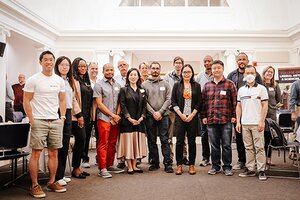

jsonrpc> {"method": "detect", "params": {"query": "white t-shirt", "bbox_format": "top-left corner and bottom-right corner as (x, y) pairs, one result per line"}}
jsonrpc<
(24, 72), (65, 119)
(237, 83), (268, 125)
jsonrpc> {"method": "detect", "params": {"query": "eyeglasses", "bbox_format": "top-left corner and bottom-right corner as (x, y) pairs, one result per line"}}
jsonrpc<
(182, 71), (192, 74)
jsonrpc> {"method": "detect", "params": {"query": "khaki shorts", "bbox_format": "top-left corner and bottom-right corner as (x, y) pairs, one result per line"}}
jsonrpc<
(30, 119), (63, 149)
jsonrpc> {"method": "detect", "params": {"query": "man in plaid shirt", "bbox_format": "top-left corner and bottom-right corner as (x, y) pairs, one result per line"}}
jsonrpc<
(201, 60), (237, 176)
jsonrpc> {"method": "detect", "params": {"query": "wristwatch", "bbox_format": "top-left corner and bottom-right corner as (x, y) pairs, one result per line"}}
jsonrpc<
(60, 116), (66, 120)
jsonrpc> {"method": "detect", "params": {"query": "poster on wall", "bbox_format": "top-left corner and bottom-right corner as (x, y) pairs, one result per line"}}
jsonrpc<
(278, 67), (300, 83)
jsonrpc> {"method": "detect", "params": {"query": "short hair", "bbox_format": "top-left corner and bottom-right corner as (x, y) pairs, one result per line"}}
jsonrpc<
(39, 50), (55, 62)
(173, 56), (184, 65)
(236, 52), (249, 60)
(150, 61), (161, 69)
(212, 60), (224, 67)
(245, 65), (256, 73)
(138, 62), (149, 69)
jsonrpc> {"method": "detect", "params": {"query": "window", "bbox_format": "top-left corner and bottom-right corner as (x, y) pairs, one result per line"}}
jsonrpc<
(119, 0), (229, 7)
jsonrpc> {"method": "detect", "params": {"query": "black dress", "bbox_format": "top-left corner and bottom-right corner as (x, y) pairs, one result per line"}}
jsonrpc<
(117, 86), (148, 160)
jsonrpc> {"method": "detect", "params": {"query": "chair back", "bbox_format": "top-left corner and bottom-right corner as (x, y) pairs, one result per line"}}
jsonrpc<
(0, 123), (30, 148)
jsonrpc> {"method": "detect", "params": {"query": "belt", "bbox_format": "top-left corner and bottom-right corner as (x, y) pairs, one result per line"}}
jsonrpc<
(39, 119), (58, 122)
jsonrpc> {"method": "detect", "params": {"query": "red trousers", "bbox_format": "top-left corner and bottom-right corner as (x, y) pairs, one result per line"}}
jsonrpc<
(97, 119), (120, 170)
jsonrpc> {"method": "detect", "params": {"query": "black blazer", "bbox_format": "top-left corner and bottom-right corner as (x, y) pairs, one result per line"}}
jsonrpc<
(171, 81), (201, 116)
(119, 86), (147, 133)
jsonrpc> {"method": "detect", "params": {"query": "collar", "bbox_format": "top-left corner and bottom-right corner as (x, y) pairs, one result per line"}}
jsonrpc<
(211, 76), (226, 84)
(103, 77), (115, 83)
(246, 82), (258, 88)
(172, 70), (181, 79)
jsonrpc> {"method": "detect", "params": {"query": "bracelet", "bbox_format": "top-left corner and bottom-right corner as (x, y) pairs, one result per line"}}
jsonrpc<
(60, 116), (66, 119)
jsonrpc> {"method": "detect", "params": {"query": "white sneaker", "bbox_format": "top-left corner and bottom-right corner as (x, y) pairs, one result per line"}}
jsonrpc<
(98, 168), (112, 178)
(57, 179), (67, 186)
(63, 177), (71, 183)
(81, 162), (91, 168)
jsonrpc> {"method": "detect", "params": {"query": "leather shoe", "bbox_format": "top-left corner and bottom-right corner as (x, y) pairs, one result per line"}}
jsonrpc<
(164, 165), (174, 173)
(175, 165), (183, 175)
(127, 170), (134, 175)
(81, 171), (90, 176)
(149, 165), (160, 171)
(72, 172), (86, 179)
(188, 165), (196, 175)
(133, 169), (143, 173)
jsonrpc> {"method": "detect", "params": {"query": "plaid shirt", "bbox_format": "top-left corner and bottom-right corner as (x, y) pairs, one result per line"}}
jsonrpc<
(201, 76), (237, 124)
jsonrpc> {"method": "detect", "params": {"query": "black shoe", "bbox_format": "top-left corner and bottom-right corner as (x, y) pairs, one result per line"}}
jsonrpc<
(71, 172), (86, 179)
(164, 165), (174, 173)
(127, 170), (134, 175)
(183, 158), (189, 166)
(149, 165), (160, 171)
(117, 162), (126, 169)
(136, 159), (141, 165)
(133, 169), (143, 173)
(81, 171), (90, 176)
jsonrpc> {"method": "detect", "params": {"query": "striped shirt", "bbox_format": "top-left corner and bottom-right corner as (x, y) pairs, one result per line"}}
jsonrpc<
(201, 76), (237, 124)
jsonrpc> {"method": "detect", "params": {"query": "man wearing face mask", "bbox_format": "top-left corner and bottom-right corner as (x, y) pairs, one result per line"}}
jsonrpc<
(236, 65), (268, 181)
(227, 52), (263, 170)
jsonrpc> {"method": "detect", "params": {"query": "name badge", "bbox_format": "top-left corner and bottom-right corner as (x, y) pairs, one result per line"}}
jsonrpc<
(160, 87), (165, 91)
(140, 89), (145, 93)
(114, 87), (120, 91)
(220, 90), (226, 95)
(269, 87), (274, 92)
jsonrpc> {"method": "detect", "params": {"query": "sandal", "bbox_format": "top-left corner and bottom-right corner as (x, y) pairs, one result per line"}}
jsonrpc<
(71, 172), (86, 179)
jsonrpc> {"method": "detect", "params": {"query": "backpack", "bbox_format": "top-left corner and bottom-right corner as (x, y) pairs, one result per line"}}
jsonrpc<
(265, 118), (288, 146)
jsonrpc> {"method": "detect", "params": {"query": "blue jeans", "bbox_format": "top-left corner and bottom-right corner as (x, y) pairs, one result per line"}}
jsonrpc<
(200, 122), (210, 161)
(146, 115), (172, 166)
(207, 122), (232, 171)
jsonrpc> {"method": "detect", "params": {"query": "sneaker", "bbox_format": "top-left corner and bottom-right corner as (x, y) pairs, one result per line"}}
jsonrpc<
(81, 162), (90, 168)
(149, 165), (160, 171)
(208, 168), (220, 175)
(199, 160), (210, 167)
(47, 182), (67, 193)
(98, 168), (112, 178)
(258, 171), (267, 181)
(232, 162), (245, 170)
(63, 177), (71, 183)
(116, 162), (126, 169)
(107, 166), (125, 174)
(238, 169), (256, 177)
(57, 179), (67, 186)
(30, 184), (46, 198)
(164, 165), (174, 173)
(224, 169), (233, 176)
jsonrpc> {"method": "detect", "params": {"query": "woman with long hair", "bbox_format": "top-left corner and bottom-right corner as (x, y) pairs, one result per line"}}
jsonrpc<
(54, 56), (81, 185)
(262, 66), (281, 165)
(171, 64), (201, 175)
(71, 57), (93, 178)
(117, 68), (148, 174)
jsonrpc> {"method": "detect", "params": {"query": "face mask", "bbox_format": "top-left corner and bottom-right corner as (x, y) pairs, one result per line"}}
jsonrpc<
(243, 74), (255, 83)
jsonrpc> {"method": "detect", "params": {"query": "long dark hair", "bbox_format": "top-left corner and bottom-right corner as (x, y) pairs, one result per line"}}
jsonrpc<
(180, 64), (195, 84)
(54, 56), (74, 90)
(72, 57), (91, 85)
(125, 68), (142, 88)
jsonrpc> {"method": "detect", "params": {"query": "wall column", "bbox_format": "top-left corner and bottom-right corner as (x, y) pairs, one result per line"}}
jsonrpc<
(224, 50), (237, 77)
(110, 50), (125, 76)
(0, 25), (11, 120)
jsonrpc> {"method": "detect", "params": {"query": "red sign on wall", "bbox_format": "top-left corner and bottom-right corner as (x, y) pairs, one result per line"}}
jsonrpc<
(278, 67), (300, 83)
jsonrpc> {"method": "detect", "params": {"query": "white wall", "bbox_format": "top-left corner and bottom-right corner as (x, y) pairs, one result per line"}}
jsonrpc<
(6, 31), (43, 84)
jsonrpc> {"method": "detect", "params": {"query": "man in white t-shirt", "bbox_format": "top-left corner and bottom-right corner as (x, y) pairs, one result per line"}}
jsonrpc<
(236, 65), (268, 181)
(24, 51), (67, 198)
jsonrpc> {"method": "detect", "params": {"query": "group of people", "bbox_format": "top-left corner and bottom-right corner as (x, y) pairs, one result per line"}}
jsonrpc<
(21, 50), (296, 198)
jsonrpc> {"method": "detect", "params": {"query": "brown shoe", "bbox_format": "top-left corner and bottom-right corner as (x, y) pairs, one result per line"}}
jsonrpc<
(188, 165), (196, 175)
(175, 165), (183, 175)
(47, 182), (67, 193)
(30, 184), (46, 198)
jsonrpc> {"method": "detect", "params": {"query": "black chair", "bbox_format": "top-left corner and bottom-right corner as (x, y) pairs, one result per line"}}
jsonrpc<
(0, 123), (30, 188)
(277, 110), (294, 133)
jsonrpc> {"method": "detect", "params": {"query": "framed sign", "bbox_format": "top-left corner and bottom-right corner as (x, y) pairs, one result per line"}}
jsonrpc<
(278, 67), (300, 83)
